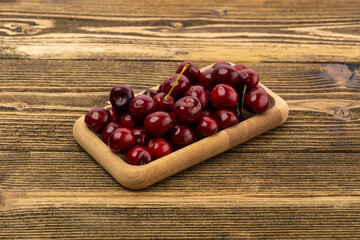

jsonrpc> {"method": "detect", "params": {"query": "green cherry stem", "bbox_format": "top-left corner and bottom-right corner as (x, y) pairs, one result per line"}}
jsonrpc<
(241, 84), (247, 113)
(164, 62), (191, 101)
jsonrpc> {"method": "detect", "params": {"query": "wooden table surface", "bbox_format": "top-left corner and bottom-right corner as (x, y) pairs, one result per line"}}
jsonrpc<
(1, 0), (360, 239)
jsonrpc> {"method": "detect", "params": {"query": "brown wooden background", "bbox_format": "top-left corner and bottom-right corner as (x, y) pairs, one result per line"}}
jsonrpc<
(1, 0), (360, 239)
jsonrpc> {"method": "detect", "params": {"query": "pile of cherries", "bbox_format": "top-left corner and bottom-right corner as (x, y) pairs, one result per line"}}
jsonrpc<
(84, 61), (269, 165)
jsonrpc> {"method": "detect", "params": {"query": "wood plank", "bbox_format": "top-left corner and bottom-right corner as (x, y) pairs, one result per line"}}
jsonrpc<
(1, 0), (360, 62)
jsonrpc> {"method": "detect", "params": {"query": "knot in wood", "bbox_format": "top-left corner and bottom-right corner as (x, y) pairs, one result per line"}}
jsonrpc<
(16, 102), (27, 111)
(334, 107), (352, 119)
(209, 9), (227, 16)
(170, 22), (183, 29)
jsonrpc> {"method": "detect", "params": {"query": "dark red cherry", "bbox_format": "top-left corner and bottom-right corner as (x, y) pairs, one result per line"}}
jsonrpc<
(212, 109), (239, 130)
(210, 84), (238, 108)
(195, 116), (219, 139)
(176, 61), (200, 84)
(132, 127), (149, 147)
(128, 95), (155, 119)
(169, 111), (180, 125)
(120, 114), (138, 129)
(126, 146), (152, 165)
(169, 125), (195, 149)
(99, 122), (122, 143)
(198, 68), (214, 90)
(106, 107), (120, 122)
(84, 108), (111, 133)
(244, 86), (269, 113)
(144, 111), (173, 137)
(173, 96), (202, 125)
(212, 61), (230, 68)
(212, 64), (239, 88)
(143, 89), (158, 98)
(147, 138), (172, 159)
(238, 69), (259, 90)
(233, 64), (248, 72)
(161, 74), (190, 99)
(109, 85), (134, 114)
(153, 93), (175, 112)
(108, 127), (135, 152)
(184, 85), (209, 109)
(202, 109), (212, 116)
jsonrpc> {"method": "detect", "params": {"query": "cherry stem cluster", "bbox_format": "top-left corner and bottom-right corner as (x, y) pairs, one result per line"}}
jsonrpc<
(164, 62), (191, 101)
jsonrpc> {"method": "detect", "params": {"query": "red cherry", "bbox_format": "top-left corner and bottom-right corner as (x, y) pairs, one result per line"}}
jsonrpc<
(212, 109), (239, 130)
(143, 89), (158, 98)
(132, 127), (150, 147)
(161, 74), (190, 99)
(120, 114), (138, 129)
(195, 116), (218, 139)
(244, 86), (269, 113)
(128, 95), (155, 119)
(198, 68), (214, 90)
(108, 127), (135, 152)
(144, 111), (173, 137)
(126, 146), (152, 165)
(238, 69), (259, 90)
(99, 122), (122, 143)
(184, 85), (209, 109)
(202, 109), (212, 117)
(173, 96), (202, 125)
(212, 61), (230, 68)
(210, 84), (238, 108)
(84, 108), (111, 133)
(169, 125), (195, 149)
(212, 65), (239, 88)
(106, 107), (120, 122)
(109, 85), (134, 114)
(176, 61), (200, 84)
(233, 64), (248, 72)
(153, 92), (175, 112)
(147, 138), (172, 159)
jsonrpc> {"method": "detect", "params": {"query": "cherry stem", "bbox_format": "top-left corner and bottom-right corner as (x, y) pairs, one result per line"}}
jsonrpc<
(164, 62), (191, 101)
(241, 84), (247, 113)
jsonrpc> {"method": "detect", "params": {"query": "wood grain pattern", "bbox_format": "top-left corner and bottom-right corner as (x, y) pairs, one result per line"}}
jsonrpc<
(1, 0), (360, 238)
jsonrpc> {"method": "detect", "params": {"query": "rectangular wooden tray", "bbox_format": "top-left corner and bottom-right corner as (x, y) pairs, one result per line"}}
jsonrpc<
(73, 63), (289, 190)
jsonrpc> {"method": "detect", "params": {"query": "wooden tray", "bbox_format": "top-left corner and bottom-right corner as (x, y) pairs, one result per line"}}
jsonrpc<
(73, 64), (289, 190)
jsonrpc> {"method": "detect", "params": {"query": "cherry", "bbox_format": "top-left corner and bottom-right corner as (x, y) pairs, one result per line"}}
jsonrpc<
(144, 111), (173, 137)
(238, 69), (259, 90)
(202, 109), (212, 117)
(106, 107), (120, 122)
(110, 85), (134, 114)
(153, 92), (175, 112)
(176, 61), (200, 84)
(108, 127), (135, 152)
(198, 68), (214, 90)
(120, 114), (138, 129)
(126, 146), (152, 165)
(233, 64), (247, 72)
(212, 64), (239, 88)
(210, 84), (238, 108)
(99, 122), (122, 143)
(129, 95), (155, 119)
(213, 108), (239, 130)
(147, 138), (172, 159)
(184, 85), (209, 109)
(143, 89), (158, 98)
(212, 61), (230, 68)
(169, 125), (195, 149)
(160, 74), (190, 99)
(132, 127), (149, 147)
(195, 116), (218, 139)
(84, 108), (111, 133)
(173, 96), (202, 125)
(244, 86), (269, 113)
